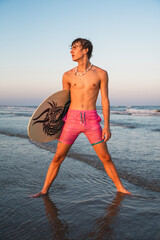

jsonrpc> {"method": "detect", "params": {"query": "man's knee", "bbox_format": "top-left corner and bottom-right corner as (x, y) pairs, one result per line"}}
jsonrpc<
(100, 153), (111, 163)
(53, 152), (66, 164)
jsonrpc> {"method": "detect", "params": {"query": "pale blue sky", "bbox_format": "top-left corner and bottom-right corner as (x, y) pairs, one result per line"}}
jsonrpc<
(0, 0), (160, 106)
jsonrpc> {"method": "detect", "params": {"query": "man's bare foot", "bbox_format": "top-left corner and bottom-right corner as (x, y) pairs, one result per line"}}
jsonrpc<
(29, 191), (48, 198)
(118, 188), (132, 195)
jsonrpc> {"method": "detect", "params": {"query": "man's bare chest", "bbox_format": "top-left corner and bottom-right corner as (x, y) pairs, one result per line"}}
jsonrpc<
(70, 74), (100, 91)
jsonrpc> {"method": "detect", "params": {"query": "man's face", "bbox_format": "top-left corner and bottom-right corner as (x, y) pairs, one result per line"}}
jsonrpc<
(70, 42), (86, 61)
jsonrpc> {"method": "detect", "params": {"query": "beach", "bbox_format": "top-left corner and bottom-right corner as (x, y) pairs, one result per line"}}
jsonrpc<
(0, 105), (160, 239)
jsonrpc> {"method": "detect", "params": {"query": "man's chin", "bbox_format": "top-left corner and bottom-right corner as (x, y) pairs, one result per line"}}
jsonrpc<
(72, 56), (78, 62)
(72, 59), (78, 62)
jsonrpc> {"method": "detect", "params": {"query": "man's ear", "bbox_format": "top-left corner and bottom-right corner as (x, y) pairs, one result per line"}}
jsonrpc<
(83, 48), (89, 54)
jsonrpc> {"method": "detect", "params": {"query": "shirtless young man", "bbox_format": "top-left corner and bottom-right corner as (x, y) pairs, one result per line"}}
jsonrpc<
(31, 38), (131, 198)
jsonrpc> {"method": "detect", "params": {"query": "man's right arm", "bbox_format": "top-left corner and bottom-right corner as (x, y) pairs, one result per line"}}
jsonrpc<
(62, 72), (70, 90)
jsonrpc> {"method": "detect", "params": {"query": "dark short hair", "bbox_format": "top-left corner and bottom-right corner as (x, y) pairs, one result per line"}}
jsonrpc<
(71, 38), (93, 59)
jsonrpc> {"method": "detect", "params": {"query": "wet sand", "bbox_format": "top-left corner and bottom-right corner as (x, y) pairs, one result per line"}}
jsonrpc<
(0, 134), (160, 240)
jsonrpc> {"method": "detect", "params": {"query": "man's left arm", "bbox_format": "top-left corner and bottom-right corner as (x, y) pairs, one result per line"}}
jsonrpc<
(100, 70), (111, 142)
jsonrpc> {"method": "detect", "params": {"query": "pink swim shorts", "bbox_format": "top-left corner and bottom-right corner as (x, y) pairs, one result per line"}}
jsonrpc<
(58, 109), (104, 145)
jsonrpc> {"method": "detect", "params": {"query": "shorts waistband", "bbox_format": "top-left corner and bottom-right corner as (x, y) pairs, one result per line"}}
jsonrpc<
(68, 109), (97, 113)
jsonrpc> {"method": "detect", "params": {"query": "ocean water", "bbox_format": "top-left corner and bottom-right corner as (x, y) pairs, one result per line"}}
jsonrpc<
(0, 105), (160, 240)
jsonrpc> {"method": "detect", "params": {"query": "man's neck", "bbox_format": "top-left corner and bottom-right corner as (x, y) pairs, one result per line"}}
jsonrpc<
(77, 59), (91, 72)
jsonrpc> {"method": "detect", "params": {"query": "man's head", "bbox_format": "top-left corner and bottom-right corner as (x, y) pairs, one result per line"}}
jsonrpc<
(71, 38), (93, 60)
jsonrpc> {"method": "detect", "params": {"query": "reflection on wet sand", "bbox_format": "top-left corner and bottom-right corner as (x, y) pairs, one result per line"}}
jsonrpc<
(42, 192), (126, 240)
(42, 195), (69, 240)
(82, 192), (126, 240)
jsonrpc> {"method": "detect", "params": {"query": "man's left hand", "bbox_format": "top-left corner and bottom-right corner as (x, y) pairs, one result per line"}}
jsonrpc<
(102, 127), (111, 142)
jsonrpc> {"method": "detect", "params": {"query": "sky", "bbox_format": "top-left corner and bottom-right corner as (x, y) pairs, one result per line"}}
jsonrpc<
(0, 0), (160, 106)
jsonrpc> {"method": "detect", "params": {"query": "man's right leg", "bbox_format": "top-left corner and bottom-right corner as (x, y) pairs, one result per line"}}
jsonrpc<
(30, 142), (72, 198)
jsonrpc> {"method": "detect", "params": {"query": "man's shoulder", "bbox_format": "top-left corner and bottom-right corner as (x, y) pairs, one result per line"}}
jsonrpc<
(93, 65), (108, 78)
(62, 68), (76, 83)
(63, 67), (76, 77)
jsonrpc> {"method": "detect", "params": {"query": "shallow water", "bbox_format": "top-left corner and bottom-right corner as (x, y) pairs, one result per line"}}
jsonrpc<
(0, 105), (160, 239)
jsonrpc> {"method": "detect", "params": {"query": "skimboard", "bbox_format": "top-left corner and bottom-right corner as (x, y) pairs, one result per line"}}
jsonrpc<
(28, 90), (70, 143)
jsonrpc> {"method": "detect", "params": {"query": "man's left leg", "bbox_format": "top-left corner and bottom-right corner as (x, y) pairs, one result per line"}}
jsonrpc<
(92, 142), (131, 194)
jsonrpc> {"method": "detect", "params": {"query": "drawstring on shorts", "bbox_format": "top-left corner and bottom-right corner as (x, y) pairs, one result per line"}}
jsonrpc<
(80, 112), (86, 126)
